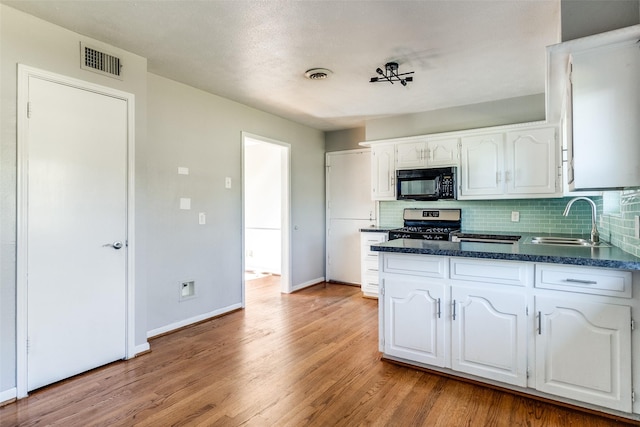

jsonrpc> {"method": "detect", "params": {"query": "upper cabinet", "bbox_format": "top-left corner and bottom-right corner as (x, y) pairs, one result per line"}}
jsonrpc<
(371, 144), (396, 200)
(396, 137), (459, 169)
(459, 133), (504, 197)
(362, 122), (561, 201)
(459, 126), (559, 199)
(547, 25), (640, 191)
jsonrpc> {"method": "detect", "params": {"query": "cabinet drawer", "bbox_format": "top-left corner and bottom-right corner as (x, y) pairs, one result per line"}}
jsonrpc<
(535, 264), (632, 297)
(450, 258), (530, 287)
(365, 271), (379, 285)
(361, 233), (387, 256)
(382, 254), (446, 278)
(363, 255), (379, 271)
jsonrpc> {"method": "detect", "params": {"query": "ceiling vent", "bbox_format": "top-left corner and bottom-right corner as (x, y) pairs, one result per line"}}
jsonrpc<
(304, 68), (332, 80)
(80, 42), (122, 79)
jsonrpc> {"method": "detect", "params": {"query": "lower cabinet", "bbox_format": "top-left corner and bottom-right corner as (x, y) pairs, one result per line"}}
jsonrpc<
(382, 262), (528, 386)
(384, 275), (446, 366)
(379, 254), (637, 417)
(451, 285), (527, 387)
(535, 296), (632, 412)
(360, 231), (387, 298)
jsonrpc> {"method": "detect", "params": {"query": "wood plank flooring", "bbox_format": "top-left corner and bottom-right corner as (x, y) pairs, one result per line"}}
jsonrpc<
(1, 275), (637, 426)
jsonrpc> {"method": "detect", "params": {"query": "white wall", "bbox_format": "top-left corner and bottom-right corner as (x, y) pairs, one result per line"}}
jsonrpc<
(365, 94), (545, 141)
(0, 5), (149, 395)
(0, 4), (326, 398)
(145, 74), (325, 334)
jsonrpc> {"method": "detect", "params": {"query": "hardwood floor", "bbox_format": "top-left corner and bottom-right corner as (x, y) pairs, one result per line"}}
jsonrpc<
(1, 275), (637, 426)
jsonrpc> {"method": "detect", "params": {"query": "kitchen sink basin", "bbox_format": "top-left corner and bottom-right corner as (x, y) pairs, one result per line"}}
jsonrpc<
(529, 236), (611, 247)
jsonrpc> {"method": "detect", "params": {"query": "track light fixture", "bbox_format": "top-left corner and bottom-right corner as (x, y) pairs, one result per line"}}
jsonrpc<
(370, 62), (414, 86)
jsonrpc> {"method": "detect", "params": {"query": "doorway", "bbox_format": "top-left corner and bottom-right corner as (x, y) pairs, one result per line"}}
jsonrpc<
(242, 133), (291, 302)
(16, 65), (136, 397)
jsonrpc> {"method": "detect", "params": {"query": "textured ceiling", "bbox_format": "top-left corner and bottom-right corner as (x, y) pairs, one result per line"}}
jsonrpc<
(2, 0), (561, 131)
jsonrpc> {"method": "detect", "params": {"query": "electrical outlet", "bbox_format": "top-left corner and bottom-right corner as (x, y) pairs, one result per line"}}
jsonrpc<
(511, 211), (520, 222)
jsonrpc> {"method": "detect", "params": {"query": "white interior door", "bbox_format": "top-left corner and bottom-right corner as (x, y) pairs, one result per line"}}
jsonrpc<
(25, 75), (128, 391)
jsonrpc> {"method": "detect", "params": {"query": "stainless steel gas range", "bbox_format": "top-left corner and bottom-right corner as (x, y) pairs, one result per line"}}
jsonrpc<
(388, 208), (461, 241)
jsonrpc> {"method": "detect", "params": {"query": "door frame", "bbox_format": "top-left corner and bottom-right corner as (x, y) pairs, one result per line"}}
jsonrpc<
(241, 132), (291, 300)
(15, 64), (136, 398)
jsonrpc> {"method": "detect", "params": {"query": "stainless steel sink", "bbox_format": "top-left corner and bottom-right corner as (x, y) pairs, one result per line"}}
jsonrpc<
(529, 236), (611, 247)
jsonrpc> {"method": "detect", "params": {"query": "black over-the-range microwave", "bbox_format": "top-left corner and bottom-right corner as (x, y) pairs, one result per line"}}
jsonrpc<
(396, 167), (457, 201)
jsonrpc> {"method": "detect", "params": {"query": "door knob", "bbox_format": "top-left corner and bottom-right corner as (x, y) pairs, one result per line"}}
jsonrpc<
(103, 241), (123, 249)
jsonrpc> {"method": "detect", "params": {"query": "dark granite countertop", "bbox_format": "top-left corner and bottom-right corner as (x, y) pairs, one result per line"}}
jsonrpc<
(360, 227), (395, 233)
(371, 233), (640, 270)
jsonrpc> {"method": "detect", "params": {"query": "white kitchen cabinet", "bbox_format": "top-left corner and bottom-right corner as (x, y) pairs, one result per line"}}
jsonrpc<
(381, 255), (529, 386)
(451, 285), (527, 387)
(535, 296), (632, 412)
(505, 128), (558, 195)
(383, 274), (447, 367)
(569, 39), (640, 190)
(547, 25), (640, 191)
(459, 126), (558, 199)
(459, 133), (504, 197)
(362, 122), (560, 201)
(378, 250), (640, 418)
(428, 138), (459, 167)
(360, 231), (387, 298)
(371, 144), (395, 200)
(396, 137), (459, 169)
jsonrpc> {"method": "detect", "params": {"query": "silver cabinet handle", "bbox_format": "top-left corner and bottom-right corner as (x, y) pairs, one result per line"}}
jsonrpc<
(538, 311), (542, 335)
(565, 278), (597, 285)
(437, 298), (441, 319)
(452, 299), (457, 320)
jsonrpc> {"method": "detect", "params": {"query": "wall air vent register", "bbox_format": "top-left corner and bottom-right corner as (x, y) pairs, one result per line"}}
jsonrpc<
(80, 42), (122, 80)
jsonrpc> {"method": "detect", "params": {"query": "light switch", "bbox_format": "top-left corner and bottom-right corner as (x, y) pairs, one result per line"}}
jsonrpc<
(178, 167), (189, 175)
(179, 198), (191, 210)
(199, 212), (206, 225)
(225, 177), (232, 189)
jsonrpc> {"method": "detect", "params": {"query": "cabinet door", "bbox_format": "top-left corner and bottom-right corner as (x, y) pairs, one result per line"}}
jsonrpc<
(535, 296), (632, 412)
(427, 138), (459, 167)
(506, 127), (557, 195)
(396, 141), (427, 169)
(571, 40), (640, 190)
(459, 134), (504, 197)
(384, 275), (446, 367)
(371, 145), (395, 200)
(451, 286), (527, 386)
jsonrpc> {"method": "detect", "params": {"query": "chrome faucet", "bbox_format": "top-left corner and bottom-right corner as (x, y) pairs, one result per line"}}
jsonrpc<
(562, 197), (600, 243)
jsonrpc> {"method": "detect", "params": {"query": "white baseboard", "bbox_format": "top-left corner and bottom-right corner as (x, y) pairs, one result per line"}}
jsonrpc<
(146, 303), (243, 339)
(134, 342), (150, 356)
(291, 277), (325, 292)
(0, 387), (17, 404)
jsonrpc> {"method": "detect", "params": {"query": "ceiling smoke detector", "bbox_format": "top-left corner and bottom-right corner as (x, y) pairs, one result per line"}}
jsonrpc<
(304, 68), (332, 80)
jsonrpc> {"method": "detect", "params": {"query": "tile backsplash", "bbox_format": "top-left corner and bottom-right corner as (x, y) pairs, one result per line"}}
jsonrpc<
(379, 197), (599, 234)
(380, 192), (640, 258)
(600, 190), (640, 258)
